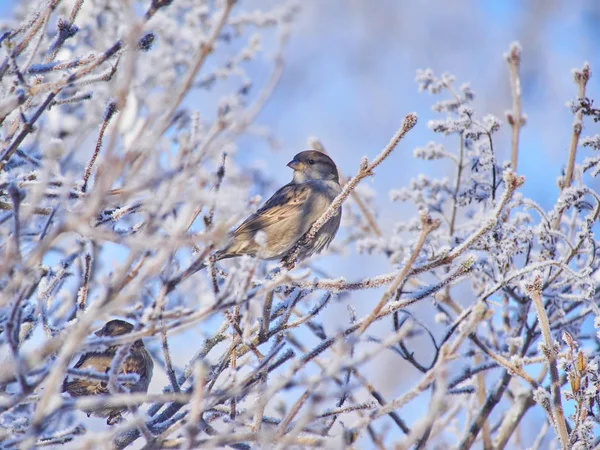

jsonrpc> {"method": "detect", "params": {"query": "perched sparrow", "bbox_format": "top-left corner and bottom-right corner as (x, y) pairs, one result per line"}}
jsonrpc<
(216, 150), (342, 266)
(62, 319), (154, 425)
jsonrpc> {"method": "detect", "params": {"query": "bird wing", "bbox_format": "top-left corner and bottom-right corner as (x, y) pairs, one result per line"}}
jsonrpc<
(233, 183), (312, 236)
(63, 352), (112, 395)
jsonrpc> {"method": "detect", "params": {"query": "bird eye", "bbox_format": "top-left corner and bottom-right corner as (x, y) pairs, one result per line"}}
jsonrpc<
(308, 159), (315, 165)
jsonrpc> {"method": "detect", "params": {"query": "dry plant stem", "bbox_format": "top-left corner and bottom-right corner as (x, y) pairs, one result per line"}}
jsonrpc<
(0, 4), (49, 80)
(475, 352), (492, 450)
(230, 42), (286, 137)
(230, 306), (240, 420)
(260, 290), (274, 342)
(396, 370), (448, 450)
(455, 299), (533, 450)
(0, 91), (57, 171)
(552, 63), (591, 231)
(21, 13), (49, 74)
(458, 371), (512, 450)
(276, 390), (311, 438)
(161, 321), (180, 393)
(43, 0), (84, 64)
(350, 355), (440, 434)
(442, 294), (491, 448)
(440, 246), (489, 450)
(417, 171), (523, 272)
(285, 112), (418, 268)
(358, 213), (440, 335)
(82, 102), (117, 192)
(7, 294), (27, 393)
(492, 389), (536, 449)
(526, 275), (569, 449)
(449, 134), (465, 236)
(4, 7), (598, 447)
(8, 186), (22, 262)
(470, 335), (538, 387)
(123, 253), (149, 287)
(0, 34), (123, 170)
(224, 310), (263, 359)
(563, 64), (590, 191)
(184, 362), (205, 448)
(544, 189), (600, 286)
(506, 42), (524, 171)
(77, 253), (92, 311)
(351, 369), (410, 434)
(250, 373), (268, 432)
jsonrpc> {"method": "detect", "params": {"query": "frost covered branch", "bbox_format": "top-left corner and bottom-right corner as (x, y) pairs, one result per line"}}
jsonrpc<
(0, 3), (599, 449)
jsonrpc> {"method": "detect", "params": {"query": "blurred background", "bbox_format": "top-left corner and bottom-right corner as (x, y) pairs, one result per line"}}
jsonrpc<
(2, 0), (599, 447)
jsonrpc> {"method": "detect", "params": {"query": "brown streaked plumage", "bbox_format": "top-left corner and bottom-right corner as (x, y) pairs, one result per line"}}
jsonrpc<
(216, 150), (342, 265)
(62, 319), (153, 425)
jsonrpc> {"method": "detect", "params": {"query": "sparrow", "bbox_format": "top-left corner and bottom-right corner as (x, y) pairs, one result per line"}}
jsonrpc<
(62, 319), (154, 425)
(216, 150), (342, 267)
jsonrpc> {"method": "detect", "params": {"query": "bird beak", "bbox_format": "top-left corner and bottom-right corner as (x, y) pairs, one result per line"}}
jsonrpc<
(94, 330), (103, 337)
(287, 160), (302, 170)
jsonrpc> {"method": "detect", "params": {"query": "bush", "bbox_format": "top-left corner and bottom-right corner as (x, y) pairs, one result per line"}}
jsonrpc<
(0, 1), (599, 448)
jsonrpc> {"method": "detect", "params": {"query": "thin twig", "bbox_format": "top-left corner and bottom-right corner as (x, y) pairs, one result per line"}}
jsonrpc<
(82, 101), (117, 192)
(562, 62), (591, 191)
(358, 212), (440, 334)
(505, 42), (525, 171)
(525, 274), (569, 449)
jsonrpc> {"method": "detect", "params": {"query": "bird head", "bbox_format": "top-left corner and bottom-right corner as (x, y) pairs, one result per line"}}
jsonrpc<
(95, 319), (134, 337)
(287, 150), (339, 184)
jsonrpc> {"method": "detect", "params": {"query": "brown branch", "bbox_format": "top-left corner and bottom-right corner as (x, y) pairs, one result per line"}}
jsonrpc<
(525, 274), (569, 449)
(563, 62), (591, 191)
(358, 212), (440, 334)
(0, 91), (57, 171)
(82, 101), (118, 192)
(505, 42), (525, 171)
(161, 320), (180, 393)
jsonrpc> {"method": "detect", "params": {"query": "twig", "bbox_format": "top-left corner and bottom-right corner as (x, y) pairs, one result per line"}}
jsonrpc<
(469, 335), (538, 387)
(8, 184), (23, 261)
(358, 212), (440, 334)
(82, 101), (118, 192)
(77, 252), (92, 312)
(505, 42), (525, 171)
(44, 0), (84, 63)
(276, 390), (311, 438)
(449, 134), (465, 235)
(259, 290), (274, 342)
(184, 362), (205, 448)
(563, 62), (591, 191)
(230, 306), (240, 420)
(161, 320), (180, 393)
(0, 92), (57, 171)
(525, 274), (569, 449)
